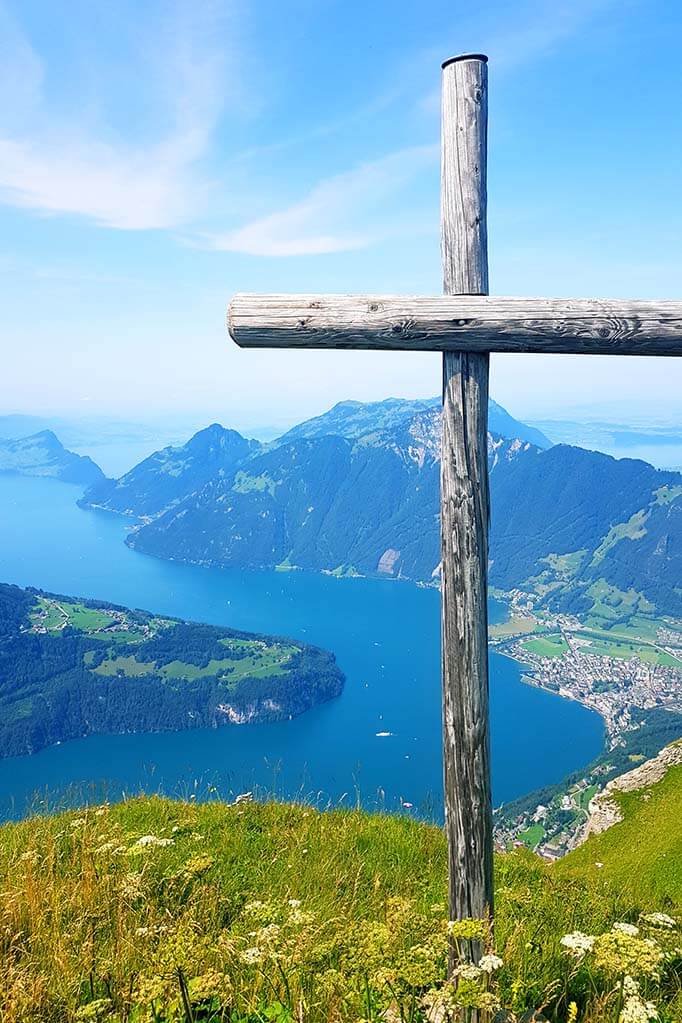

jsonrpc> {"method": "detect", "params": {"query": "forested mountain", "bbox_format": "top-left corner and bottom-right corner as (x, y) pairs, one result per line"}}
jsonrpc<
(79, 424), (258, 518)
(490, 444), (682, 616)
(79, 397), (682, 619)
(0, 431), (104, 484)
(0, 583), (343, 758)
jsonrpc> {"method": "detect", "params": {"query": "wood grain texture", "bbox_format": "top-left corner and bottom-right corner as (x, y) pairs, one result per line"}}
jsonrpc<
(441, 56), (488, 295)
(228, 294), (682, 355)
(440, 56), (494, 945)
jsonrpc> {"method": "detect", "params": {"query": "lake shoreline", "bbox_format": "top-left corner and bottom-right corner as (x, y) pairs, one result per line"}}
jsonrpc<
(0, 474), (605, 821)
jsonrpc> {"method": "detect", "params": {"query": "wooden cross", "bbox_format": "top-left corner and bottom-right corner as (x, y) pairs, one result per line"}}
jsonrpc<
(227, 55), (682, 942)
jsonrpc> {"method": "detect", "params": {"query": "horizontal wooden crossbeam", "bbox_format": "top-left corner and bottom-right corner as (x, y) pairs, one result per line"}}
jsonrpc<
(228, 294), (682, 356)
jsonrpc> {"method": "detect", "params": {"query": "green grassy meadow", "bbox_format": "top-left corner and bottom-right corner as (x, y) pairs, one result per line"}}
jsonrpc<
(521, 634), (570, 659)
(0, 766), (680, 1023)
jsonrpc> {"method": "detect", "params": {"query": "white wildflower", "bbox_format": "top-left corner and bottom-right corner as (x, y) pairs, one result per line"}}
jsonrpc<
(120, 872), (144, 899)
(457, 963), (482, 981)
(560, 931), (595, 958)
(240, 947), (263, 965)
(132, 835), (174, 849)
(478, 954), (503, 973)
(641, 912), (676, 929)
(619, 994), (658, 1023)
(135, 926), (150, 936)
(70, 817), (86, 828)
(614, 922), (640, 937)
(94, 840), (119, 855)
(623, 976), (640, 997)
(288, 898), (302, 909)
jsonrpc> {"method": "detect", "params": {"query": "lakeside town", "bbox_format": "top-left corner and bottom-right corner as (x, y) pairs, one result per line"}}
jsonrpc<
(491, 589), (682, 858)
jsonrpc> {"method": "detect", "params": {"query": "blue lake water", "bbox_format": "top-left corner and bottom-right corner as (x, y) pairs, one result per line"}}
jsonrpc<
(0, 475), (604, 821)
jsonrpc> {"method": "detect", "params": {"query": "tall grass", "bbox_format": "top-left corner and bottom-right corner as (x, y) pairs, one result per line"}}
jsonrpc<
(0, 797), (679, 1022)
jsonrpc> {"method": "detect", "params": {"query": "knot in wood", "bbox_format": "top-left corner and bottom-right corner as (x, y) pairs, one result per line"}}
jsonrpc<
(390, 319), (414, 336)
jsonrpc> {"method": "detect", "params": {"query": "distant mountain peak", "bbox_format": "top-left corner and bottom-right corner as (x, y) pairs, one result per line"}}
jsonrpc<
(79, 424), (260, 520)
(278, 395), (551, 449)
(0, 431), (104, 485)
(32, 429), (61, 446)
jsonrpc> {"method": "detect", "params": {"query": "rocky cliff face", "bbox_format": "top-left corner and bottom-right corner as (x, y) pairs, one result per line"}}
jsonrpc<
(579, 740), (682, 842)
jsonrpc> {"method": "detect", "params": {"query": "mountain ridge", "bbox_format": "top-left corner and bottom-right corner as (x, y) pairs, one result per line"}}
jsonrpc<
(78, 398), (682, 620)
(0, 431), (104, 485)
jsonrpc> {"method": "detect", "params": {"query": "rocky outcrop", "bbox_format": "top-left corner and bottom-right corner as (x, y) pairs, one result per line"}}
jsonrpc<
(579, 741), (682, 841)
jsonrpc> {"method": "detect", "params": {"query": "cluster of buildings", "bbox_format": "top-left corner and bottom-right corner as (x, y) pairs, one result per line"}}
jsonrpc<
(509, 630), (682, 744)
(492, 589), (682, 858)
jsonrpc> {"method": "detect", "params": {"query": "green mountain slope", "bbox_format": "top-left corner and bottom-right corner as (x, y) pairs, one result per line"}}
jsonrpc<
(0, 582), (343, 758)
(0, 776), (679, 1022)
(558, 746), (682, 903)
(126, 411), (446, 578)
(0, 431), (104, 484)
(490, 444), (682, 617)
(79, 424), (258, 519)
(77, 398), (682, 621)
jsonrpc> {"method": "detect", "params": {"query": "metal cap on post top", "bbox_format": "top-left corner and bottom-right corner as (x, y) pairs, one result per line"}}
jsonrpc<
(441, 53), (488, 69)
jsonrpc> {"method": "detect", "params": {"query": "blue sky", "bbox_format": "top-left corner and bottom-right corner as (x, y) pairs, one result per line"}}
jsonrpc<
(1, 0), (681, 429)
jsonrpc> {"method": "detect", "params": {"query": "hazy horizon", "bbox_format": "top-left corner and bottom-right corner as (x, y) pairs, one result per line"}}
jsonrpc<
(2, 392), (682, 432)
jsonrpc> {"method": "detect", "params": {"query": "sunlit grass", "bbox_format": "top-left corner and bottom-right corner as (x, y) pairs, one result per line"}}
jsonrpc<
(0, 795), (679, 1021)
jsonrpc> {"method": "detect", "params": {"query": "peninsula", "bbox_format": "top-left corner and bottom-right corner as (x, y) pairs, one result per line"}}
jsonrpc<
(0, 583), (344, 758)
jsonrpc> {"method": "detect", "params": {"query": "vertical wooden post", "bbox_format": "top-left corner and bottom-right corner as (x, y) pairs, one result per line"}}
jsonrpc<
(440, 54), (494, 952)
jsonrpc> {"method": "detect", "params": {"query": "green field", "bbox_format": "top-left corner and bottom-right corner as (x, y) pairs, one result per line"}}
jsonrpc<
(162, 645), (296, 682)
(576, 783), (598, 810)
(31, 597), (119, 633)
(30, 597), (176, 643)
(29, 593), (307, 691)
(522, 634), (569, 658)
(489, 615), (538, 640)
(583, 578), (655, 625)
(518, 822), (545, 849)
(580, 632), (682, 668)
(93, 643), (298, 683)
(93, 654), (157, 677)
(591, 509), (649, 565)
(33, 597), (301, 684)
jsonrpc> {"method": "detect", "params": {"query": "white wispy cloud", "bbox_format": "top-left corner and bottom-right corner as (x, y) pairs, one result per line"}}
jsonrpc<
(205, 145), (438, 256)
(418, 0), (618, 115)
(0, 2), (236, 230)
(0, 0), (618, 247)
(484, 0), (618, 70)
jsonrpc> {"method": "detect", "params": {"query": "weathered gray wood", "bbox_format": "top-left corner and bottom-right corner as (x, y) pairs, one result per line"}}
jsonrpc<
(440, 53), (494, 953)
(228, 293), (682, 356)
